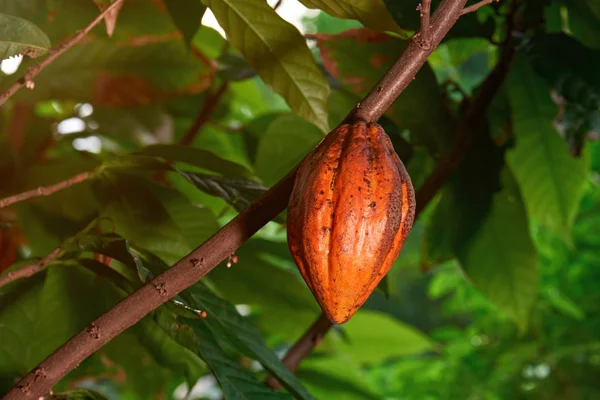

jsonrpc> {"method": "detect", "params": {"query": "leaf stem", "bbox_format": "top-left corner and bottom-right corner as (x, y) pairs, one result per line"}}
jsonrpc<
(0, 171), (93, 210)
(0, 247), (62, 289)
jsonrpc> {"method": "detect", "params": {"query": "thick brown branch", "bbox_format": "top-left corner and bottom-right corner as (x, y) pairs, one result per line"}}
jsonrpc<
(179, 83), (229, 146)
(461, 0), (499, 15)
(0, 171), (92, 210)
(0, 247), (61, 289)
(0, 0), (125, 106)
(4, 0), (470, 397)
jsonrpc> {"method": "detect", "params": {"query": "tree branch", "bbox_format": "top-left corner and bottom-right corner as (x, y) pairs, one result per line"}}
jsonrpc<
(461, 0), (499, 15)
(179, 82), (229, 146)
(4, 0), (470, 397)
(416, 0), (432, 49)
(0, 171), (93, 210)
(347, 0), (467, 124)
(265, 15), (517, 388)
(0, 247), (61, 289)
(0, 0), (126, 107)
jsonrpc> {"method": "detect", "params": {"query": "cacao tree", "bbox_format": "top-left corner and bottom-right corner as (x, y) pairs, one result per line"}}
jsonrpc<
(0, 0), (599, 399)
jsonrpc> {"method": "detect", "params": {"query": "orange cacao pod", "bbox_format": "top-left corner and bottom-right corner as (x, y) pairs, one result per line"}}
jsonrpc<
(287, 120), (416, 324)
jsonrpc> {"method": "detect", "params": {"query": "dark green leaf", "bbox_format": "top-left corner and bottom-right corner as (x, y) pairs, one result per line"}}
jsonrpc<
(457, 169), (539, 330)
(141, 144), (254, 178)
(203, 0), (330, 132)
(254, 114), (323, 186)
(0, 13), (50, 59)
(163, 0), (206, 44)
(177, 319), (292, 399)
(506, 56), (588, 241)
(185, 283), (315, 399)
(178, 171), (267, 212)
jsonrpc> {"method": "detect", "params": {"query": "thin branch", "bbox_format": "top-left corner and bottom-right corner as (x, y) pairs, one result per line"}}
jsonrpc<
(0, 171), (93, 210)
(4, 0), (469, 397)
(0, 247), (62, 289)
(347, 0), (468, 124)
(265, 17), (517, 388)
(179, 82), (229, 146)
(0, 0), (126, 107)
(461, 0), (499, 15)
(416, 0), (432, 49)
(273, 0), (283, 11)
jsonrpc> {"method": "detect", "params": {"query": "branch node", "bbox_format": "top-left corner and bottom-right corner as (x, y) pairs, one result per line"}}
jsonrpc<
(86, 323), (101, 340)
(154, 282), (168, 296)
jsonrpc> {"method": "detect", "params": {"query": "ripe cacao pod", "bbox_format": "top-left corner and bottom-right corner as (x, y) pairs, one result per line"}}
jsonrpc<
(287, 120), (416, 324)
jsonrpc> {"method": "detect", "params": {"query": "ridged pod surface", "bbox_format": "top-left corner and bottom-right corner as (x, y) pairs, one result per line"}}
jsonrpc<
(287, 120), (416, 324)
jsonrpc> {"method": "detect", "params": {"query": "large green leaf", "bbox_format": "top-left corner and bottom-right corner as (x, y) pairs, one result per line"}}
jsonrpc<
(565, 0), (600, 49)
(338, 310), (436, 363)
(208, 239), (320, 339)
(203, 0), (330, 132)
(178, 170), (268, 212)
(172, 318), (293, 400)
(0, 266), (121, 392)
(133, 316), (206, 387)
(506, 57), (588, 241)
(0, 13), (50, 59)
(523, 33), (600, 110)
(254, 114), (323, 186)
(186, 283), (315, 400)
(298, 0), (402, 35)
(313, 29), (451, 153)
(163, 0), (206, 44)
(421, 131), (505, 268)
(457, 169), (539, 330)
(1, 40), (212, 105)
(141, 144), (254, 178)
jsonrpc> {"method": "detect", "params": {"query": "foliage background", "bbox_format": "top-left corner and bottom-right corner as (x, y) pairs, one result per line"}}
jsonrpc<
(1, 0), (600, 398)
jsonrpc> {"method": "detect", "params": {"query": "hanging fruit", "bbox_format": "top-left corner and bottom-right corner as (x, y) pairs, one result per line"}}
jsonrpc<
(287, 120), (416, 324)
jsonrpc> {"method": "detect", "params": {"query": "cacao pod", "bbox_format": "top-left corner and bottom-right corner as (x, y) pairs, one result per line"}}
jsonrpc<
(287, 120), (416, 324)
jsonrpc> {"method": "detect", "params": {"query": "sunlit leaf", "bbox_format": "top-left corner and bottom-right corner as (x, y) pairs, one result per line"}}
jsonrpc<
(203, 0), (330, 132)
(0, 13), (50, 59)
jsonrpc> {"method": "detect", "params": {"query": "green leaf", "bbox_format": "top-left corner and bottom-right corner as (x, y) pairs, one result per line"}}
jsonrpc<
(178, 171), (268, 212)
(208, 239), (320, 339)
(133, 315), (206, 387)
(338, 310), (436, 363)
(297, 356), (380, 400)
(457, 169), (539, 331)
(141, 144), (254, 178)
(163, 0), (206, 44)
(313, 29), (451, 153)
(93, 172), (190, 262)
(297, 0), (402, 35)
(254, 114), (323, 186)
(565, 0), (600, 49)
(0, 266), (121, 392)
(421, 132), (505, 268)
(1, 40), (212, 105)
(203, 0), (330, 132)
(506, 56), (588, 241)
(523, 33), (600, 110)
(186, 283), (315, 400)
(0, 13), (51, 59)
(543, 287), (585, 320)
(176, 319), (293, 400)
